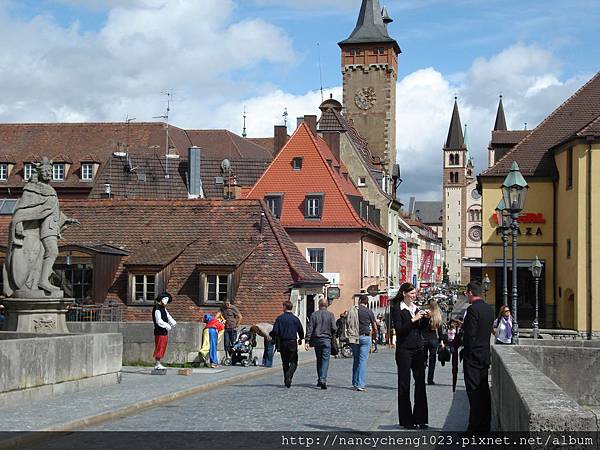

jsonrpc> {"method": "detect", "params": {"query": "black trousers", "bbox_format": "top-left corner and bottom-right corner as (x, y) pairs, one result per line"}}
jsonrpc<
(280, 341), (298, 383)
(463, 360), (491, 432)
(423, 337), (438, 383)
(396, 347), (428, 427)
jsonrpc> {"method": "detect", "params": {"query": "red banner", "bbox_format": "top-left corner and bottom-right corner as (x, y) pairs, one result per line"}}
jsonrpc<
(420, 250), (434, 282)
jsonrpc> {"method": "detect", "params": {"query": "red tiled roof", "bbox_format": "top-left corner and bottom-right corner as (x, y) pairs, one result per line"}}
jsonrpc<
(490, 130), (531, 146)
(0, 199), (326, 323)
(246, 123), (385, 237)
(186, 130), (273, 160)
(483, 72), (600, 178)
(0, 122), (191, 188)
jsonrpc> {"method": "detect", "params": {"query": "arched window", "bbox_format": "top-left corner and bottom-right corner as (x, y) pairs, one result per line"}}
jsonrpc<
(454, 153), (459, 166)
(449, 154), (455, 165)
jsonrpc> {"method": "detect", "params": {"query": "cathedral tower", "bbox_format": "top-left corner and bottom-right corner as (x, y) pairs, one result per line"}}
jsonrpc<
(339, 0), (400, 172)
(443, 98), (469, 283)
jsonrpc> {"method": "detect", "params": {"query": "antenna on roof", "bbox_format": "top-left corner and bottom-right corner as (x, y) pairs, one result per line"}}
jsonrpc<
(524, 122), (528, 130)
(283, 108), (288, 128)
(317, 42), (324, 103)
(153, 90), (174, 179)
(242, 106), (247, 138)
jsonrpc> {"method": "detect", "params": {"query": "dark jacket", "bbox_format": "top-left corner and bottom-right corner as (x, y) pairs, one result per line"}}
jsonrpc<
(152, 305), (169, 336)
(306, 309), (337, 344)
(271, 311), (304, 350)
(391, 303), (430, 350)
(462, 299), (494, 368)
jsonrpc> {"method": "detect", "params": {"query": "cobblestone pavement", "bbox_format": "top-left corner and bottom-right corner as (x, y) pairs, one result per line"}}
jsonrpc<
(84, 347), (468, 432)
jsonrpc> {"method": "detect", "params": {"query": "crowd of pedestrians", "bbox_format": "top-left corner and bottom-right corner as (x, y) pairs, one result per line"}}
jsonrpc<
(150, 278), (499, 432)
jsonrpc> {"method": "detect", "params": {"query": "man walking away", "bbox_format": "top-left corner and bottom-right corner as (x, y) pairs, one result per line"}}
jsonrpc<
(347, 295), (377, 391)
(271, 300), (304, 388)
(305, 295), (337, 389)
(462, 280), (494, 432)
(221, 300), (242, 356)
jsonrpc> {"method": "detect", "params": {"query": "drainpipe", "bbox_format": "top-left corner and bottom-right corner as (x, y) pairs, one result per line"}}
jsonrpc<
(587, 140), (593, 339)
(360, 234), (365, 291)
(552, 169), (558, 328)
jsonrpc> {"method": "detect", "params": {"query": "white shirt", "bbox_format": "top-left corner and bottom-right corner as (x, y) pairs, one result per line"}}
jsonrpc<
(494, 318), (512, 344)
(400, 301), (418, 318)
(154, 308), (177, 331)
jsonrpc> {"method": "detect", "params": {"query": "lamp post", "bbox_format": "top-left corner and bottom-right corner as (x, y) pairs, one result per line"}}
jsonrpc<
(495, 199), (511, 308)
(482, 273), (491, 302)
(501, 162), (529, 345)
(530, 256), (543, 339)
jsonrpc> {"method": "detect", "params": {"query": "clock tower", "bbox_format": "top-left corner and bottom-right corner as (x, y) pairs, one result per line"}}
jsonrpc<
(339, 0), (400, 172)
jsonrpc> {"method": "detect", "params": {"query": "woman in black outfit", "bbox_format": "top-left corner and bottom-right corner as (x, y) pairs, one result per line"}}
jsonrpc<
(391, 282), (430, 429)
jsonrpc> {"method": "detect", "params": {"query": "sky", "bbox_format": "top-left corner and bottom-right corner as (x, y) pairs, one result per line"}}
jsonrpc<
(0, 0), (599, 203)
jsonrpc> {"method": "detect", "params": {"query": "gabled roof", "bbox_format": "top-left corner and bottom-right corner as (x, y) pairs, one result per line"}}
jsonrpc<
(413, 201), (443, 225)
(338, 0), (401, 54)
(0, 122), (191, 188)
(186, 130), (272, 160)
(318, 106), (384, 173)
(445, 98), (465, 150)
(246, 123), (386, 237)
(483, 72), (600, 177)
(491, 130), (531, 146)
(0, 199), (326, 323)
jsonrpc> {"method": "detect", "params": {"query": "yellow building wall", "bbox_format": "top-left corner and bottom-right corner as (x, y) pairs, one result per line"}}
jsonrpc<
(480, 179), (554, 319)
(555, 143), (600, 334)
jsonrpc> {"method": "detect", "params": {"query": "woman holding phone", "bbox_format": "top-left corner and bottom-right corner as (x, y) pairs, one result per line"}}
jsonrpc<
(391, 282), (431, 429)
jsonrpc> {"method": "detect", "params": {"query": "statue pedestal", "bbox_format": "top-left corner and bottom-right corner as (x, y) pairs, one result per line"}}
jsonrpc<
(3, 297), (72, 333)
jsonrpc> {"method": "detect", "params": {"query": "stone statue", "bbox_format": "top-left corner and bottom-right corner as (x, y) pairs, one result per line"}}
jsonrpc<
(3, 157), (80, 298)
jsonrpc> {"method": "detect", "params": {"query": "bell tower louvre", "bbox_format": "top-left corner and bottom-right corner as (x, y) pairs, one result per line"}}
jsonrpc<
(339, 0), (401, 173)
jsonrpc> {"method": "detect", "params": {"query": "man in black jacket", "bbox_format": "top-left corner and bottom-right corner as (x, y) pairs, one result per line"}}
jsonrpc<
(271, 300), (304, 388)
(462, 280), (494, 432)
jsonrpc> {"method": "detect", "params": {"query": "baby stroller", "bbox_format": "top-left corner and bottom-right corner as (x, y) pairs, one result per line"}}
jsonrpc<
(222, 327), (258, 367)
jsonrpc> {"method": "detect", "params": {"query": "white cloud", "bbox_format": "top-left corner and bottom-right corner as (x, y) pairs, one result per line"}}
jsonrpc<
(0, 0), (295, 123)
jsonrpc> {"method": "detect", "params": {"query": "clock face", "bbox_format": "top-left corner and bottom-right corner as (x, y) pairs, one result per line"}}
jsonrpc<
(471, 189), (481, 200)
(354, 87), (376, 110)
(469, 225), (482, 242)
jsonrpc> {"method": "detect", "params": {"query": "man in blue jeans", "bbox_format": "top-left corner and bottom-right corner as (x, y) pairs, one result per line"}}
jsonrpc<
(348, 295), (378, 391)
(221, 300), (242, 356)
(305, 295), (337, 389)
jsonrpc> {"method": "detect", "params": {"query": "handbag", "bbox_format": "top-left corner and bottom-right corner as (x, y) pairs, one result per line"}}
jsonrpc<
(330, 336), (339, 356)
(437, 344), (451, 365)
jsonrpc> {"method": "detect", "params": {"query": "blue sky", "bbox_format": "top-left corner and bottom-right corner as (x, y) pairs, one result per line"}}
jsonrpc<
(0, 0), (599, 201)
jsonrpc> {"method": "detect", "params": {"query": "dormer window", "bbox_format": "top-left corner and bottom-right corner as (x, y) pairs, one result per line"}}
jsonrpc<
(0, 164), (7, 181)
(81, 163), (94, 181)
(292, 157), (303, 170)
(265, 194), (283, 219)
(24, 163), (33, 181)
(305, 193), (323, 219)
(52, 163), (65, 181)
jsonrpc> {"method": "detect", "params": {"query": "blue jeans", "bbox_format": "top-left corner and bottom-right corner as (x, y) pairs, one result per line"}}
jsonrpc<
(314, 337), (332, 383)
(263, 339), (274, 367)
(351, 335), (371, 388)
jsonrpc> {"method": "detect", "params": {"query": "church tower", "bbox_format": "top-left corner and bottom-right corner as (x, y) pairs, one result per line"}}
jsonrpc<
(339, 0), (400, 172)
(443, 98), (469, 283)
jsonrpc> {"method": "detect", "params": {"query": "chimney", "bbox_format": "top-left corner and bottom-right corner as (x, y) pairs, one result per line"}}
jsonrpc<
(304, 115), (317, 136)
(188, 146), (202, 198)
(322, 131), (340, 163)
(296, 117), (304, 128)
(274, 125), (288, 156)
(408, 196), (416, 216)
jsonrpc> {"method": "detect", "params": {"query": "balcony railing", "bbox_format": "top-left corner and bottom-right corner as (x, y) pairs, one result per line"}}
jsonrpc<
(66, 303), (125, 322)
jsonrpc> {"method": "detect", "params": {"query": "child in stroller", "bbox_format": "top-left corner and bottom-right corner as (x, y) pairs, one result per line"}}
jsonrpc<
(222, 327), (259, 366)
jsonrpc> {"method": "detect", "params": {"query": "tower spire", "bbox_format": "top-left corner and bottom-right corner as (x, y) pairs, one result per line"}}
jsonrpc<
(242, 106), (247, 138)
(494, 94), (508, 131)
(338, 0), (400, 53)
(445, 97), (465, 149)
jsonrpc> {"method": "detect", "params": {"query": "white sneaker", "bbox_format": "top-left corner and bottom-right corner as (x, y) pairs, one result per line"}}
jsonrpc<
(155, 363), (166, 370)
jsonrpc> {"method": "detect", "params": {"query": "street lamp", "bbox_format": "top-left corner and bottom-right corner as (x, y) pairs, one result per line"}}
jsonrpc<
(495, 199), (511, 308)
(530, 256), (543, 339)
(482, 273), (491, 302)
(501, 161), (529, 345)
